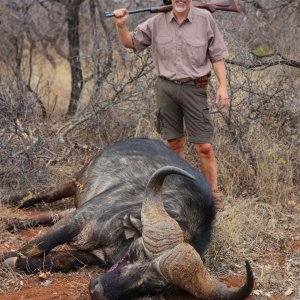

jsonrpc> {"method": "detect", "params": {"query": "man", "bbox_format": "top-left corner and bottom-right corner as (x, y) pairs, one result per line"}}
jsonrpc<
(113, 0), (229, 209)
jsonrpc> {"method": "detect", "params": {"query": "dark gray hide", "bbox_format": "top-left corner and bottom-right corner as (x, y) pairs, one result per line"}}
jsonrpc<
(69, 138), (216, 259)
(3, 139), (217, 298)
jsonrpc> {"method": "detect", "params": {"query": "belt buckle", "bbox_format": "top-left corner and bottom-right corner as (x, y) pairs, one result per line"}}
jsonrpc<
(174, 79), (183, 85)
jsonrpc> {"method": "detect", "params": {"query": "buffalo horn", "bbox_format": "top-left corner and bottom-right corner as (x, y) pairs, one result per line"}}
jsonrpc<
(141, 166), (195, 257)
(158, 242), (254, 299)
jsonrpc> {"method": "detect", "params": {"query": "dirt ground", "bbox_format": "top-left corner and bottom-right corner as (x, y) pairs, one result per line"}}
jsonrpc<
(0, 226), (247, 300)
(0, 201), (299, 300)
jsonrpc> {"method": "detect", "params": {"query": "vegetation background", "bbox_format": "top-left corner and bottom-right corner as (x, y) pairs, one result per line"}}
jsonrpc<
(0, 0), (299, 299)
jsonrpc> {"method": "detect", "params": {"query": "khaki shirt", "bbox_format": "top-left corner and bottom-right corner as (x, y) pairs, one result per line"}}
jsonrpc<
(132, 7), (228, 80)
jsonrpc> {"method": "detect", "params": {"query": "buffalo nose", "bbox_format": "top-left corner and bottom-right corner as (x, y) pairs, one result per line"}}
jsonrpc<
(89, 276), (107, 300)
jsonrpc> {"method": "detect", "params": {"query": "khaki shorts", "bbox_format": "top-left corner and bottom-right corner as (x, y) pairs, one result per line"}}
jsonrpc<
(155, 77), (213, 144)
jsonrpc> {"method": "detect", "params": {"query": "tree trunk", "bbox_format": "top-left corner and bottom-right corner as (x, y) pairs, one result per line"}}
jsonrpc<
(66, 0), (84, 116)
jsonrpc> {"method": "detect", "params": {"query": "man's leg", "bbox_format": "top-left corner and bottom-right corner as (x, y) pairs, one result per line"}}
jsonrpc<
(194, 143), (222, 209)
(167, 137), (185, 159)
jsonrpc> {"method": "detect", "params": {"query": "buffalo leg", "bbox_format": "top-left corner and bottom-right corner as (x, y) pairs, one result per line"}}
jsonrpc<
(5, 250), (104, 273)
(6, 208), (76, 232)
(4, 217), (80, 260)
(3, 182), (76, 208)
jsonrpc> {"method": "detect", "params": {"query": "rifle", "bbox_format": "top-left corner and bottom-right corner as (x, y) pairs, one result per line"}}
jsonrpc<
(104, 0), (240, 18)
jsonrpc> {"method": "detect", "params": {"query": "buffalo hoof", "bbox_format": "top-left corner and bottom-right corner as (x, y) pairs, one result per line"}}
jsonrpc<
(4, 257), (17, 269)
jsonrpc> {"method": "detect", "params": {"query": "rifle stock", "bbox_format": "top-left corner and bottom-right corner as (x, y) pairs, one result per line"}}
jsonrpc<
(104, 0), (240, 18)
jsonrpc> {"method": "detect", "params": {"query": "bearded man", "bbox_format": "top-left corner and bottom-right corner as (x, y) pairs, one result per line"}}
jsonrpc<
(113, 0), (229, 209)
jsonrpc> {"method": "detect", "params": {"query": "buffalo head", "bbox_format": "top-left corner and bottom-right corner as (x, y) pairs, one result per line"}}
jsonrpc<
(89, 166), (254, 300)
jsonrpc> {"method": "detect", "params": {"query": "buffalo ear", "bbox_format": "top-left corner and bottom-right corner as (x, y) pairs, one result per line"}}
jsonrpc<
(122, 213), (142, 239)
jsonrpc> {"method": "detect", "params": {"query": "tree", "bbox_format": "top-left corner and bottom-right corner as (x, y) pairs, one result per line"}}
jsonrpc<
(64, 0), (85, 116)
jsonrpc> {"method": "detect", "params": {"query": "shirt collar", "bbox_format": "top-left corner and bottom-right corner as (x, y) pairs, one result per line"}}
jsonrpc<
(187, 6), (194, 22)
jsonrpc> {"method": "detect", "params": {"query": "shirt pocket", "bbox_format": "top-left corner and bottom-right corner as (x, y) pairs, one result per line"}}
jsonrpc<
(185, 39), (207, 67)
(155, 36), (173, 60)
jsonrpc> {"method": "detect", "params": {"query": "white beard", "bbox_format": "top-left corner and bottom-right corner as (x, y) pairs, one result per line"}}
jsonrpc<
(174, 0), (188, 13)
(174, 5), (187, 13)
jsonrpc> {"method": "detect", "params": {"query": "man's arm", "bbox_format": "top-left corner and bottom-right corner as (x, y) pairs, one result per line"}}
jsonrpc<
(212, 59), (228, 109)
(114, 9), (134, 49)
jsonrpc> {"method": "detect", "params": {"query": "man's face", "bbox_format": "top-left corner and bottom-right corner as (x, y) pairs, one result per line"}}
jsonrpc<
(172, 0), (191, 13)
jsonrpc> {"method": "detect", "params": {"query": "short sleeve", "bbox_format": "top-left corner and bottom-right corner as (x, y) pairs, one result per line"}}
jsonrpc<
(207, 14), (229, 62)
(132, 18), (154, 53)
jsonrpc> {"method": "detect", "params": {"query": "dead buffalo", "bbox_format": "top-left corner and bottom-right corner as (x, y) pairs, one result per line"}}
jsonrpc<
(2, 138), (254, 299)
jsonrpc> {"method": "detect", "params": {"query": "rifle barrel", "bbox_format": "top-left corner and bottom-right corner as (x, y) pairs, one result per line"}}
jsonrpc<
(104, 7), (152, 18)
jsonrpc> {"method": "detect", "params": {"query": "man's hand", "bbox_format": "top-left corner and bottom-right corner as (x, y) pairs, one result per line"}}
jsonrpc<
(215, 85), (228, 109)
(212, 59), (229, 109)
(113, 8), (129, 27)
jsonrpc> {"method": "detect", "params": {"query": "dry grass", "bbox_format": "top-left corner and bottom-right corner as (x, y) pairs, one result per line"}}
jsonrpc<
(206, 196), (299, 299)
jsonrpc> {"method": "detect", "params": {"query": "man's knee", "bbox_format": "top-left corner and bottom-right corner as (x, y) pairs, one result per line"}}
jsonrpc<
(167, 137), (185, 157)
(168, 137), (185, 149)
(194, 143), (214, 157)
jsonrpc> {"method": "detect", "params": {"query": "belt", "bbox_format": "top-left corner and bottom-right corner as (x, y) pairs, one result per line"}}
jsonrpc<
(159, 74), (210, 89)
